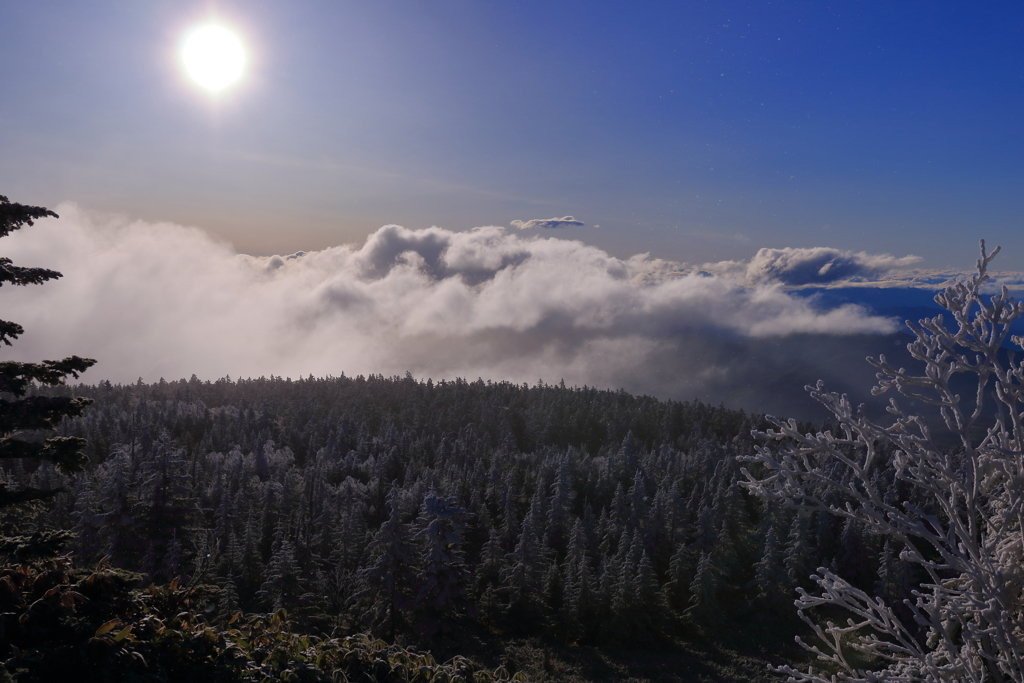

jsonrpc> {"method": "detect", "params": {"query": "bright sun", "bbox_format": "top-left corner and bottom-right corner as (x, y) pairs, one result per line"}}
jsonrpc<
(182, 25), (246, 92)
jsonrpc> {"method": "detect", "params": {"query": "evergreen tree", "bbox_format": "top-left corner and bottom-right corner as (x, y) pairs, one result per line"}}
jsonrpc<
(610, 530), (638, 618)
(645, 487), (673, 575)
(663, 541), (698, 613)
(558, 517), (591, 642)
(412, 491), (472, 638)
(632, 549), (667, 631)
(360, 485), (417, 640)
(95, 445), (145, 567)
(238, 509), (266, 605)
(498, 484), (519, 551)
(543, 559), (563, 619)
(475, 525), (506, 608)
(257, 536), (304, 610)
(783, 513), (814, 589)
(834, 517), (872, 591)
(502, 513), (546, 627)
(873, 539), (901, 605)
(684, 550), (721, 627)
(691, 502), (718, 554)
(608, 482), (628, 542)
(159, 530), (183, 582)
(0, 196), (95, 559)
(752, 523), (791, 613)
(139, 436), (199, 580)
(626, 468), (649, 534)
(713, 520), (739, 583)
(546, 456), (574, 556)
(874, 539), (916, 626)
(217, 575), (241, 625)
(610, 431), (640, 483)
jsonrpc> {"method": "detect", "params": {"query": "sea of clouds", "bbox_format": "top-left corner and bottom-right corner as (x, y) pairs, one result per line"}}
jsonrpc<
(5, 205), (971, 414)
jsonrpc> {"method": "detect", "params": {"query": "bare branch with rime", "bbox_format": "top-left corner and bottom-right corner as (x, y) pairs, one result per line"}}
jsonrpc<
(740, 241), (1024, 683)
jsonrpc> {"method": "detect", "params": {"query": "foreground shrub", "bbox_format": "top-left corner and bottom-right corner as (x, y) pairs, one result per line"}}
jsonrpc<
(0, 556), (527, 682)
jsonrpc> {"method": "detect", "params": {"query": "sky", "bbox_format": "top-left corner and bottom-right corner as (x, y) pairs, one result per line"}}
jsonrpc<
(1, 1), (1022, 415)
(2, 0), (1021, 265)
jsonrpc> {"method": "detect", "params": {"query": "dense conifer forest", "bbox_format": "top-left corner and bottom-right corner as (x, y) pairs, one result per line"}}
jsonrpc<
(2, 373), (930, 681)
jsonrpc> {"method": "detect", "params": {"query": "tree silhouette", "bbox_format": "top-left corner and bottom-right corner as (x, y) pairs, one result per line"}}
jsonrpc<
(0, 196), (95, 560)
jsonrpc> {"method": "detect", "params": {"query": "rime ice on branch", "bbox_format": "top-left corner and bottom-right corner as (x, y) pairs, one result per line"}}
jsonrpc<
(740, 241), (1024, 683)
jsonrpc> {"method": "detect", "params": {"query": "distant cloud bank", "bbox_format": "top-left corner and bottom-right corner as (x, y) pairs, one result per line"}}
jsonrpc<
(3, 207), (937, 399)
(510, 215), (584, 230)
(743, 247), (921, 285)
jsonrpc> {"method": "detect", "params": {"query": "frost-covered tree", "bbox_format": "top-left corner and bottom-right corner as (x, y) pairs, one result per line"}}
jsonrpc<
(663, 541), (697, 613)
(412, 491), (472, 638)
(360, 485), (417, 640)
(752, 523), (791, 613)
(783, 513), (815, 590)
(684, 550), (721, 627)
(546, 456), (574, 555)
(741, 242), (1024, 683)
(558, 517), (592, 641)
(138, 437), (199, 579)
(257, 534), (304, 611)
(475, 526), (506, 598)
(502, 512), (546, 626)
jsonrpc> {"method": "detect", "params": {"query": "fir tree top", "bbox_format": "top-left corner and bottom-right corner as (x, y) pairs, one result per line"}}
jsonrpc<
(0, 195), (95, 519)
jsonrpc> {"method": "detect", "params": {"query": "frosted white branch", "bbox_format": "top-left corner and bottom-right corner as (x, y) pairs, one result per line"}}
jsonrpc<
(741, 242), (1024, 683)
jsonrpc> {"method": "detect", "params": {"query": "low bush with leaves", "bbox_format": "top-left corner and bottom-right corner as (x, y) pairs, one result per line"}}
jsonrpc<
(0, 556), (529, 682)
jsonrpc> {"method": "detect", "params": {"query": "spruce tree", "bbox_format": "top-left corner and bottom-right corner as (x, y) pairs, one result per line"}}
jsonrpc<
(752, 523), (791, 613)
(684, 550), (721, 627)
(502, 513), (545, 627)
(412, 491), (472, 638)
(546, 456), (574, 556)
(558, 517), (590, 641)
(834, 517), (872, 591)
(257, 535), (304, 611)
(360, 485), (417, 640)
(632, 549), (667, 631)
(475, 525), (506, 606)
(0, 196), (95, 560)
(663, 541), (697, 613)
(783, 513), (814, 589)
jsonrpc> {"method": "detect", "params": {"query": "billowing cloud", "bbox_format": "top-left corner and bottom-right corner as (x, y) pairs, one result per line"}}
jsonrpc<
(510, 215), (584, 230)
(744, 247), (921, 285)
(1, 206), (904, 413)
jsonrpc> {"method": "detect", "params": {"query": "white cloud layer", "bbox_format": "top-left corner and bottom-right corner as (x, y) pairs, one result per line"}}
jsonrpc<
(3, 206), (900, 397)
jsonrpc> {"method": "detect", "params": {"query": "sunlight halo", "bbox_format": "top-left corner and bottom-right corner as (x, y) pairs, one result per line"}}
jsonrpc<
(181, 24), (246, 92)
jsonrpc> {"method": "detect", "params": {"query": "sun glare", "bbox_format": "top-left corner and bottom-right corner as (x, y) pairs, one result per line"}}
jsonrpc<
(182, 24), (245, 92)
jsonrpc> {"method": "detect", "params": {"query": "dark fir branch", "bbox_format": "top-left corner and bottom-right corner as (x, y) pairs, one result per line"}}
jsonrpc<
(0, 194), (59, 239)
(0, 196), (94, 522)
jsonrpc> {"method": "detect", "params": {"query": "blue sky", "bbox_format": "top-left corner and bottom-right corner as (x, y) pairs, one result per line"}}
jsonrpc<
(1, 0), (1021, 265)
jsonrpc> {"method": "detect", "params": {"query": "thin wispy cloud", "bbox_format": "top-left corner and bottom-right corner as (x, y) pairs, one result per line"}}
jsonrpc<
(4, 206), (905, 402)
(510, 216), (585, 230)
(698, 246), (1023, 292)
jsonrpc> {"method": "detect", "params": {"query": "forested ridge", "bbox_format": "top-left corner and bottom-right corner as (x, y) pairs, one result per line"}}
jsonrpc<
(2, 373), (929, 680)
